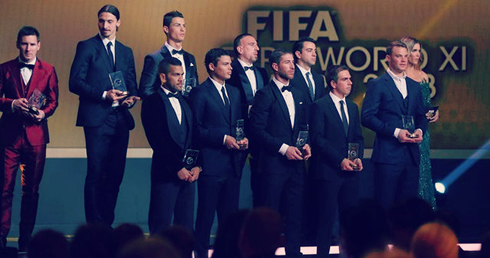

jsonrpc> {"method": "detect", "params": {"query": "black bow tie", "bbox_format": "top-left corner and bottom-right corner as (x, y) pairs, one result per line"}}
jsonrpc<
(244, 66), (253, 71)
(167, 92), (180, 98)
(172, 49), (184, 55)
(281, 85), (292, 92)
(19, 63), (35, 70)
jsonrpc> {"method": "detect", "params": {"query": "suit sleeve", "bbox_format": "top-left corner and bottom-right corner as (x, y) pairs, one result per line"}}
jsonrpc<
(0, 66), (14, 112)
(361, 79), (397, 137)
(125, 48), (138, 98)
(249, 89), (285, 153)
(352, 104), (365, 159)
(189, 54), (199, 84)
(42, 66), (59, 118)
(139, 54), (159, 99)
(69, 41), (106, 101)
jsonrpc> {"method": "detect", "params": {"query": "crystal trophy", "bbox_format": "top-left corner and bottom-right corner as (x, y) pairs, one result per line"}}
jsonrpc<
(296, 130), (309, 157)
(27, 89), (46, 115)
(182, 149), (199, 169)
(402, 115), (417, 138)
(182, 78), (196, 97)
(427, 106), (439, 119)
(109, 71), (128, 95)
(348, 143), (359, 170)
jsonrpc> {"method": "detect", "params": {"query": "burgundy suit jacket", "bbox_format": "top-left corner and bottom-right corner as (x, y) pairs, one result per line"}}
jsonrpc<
(0, 58), (59, 146)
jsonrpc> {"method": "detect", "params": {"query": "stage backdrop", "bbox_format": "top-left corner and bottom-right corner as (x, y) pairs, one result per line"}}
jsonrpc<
(0, 0), (488, 150)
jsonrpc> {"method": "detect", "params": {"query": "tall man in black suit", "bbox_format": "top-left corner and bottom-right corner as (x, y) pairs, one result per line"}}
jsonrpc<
(0, 26), (59, 250)
(69, 4), (139, 226)
(139, 11), (198, 99)
(190, 48), (249, 258)
(310, 66), (364, 258)
(361, 41), (427, 210)
(141, 58), (201, 235)
(291, 37), (326, 104)
(249, 49), (311, 258)
(228, 33), (269, 207)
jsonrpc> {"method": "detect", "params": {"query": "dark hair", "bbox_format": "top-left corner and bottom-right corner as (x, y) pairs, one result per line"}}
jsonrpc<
(163, 11), (184, 28)
(204, 48), (230, 75)
(233, 33), (253, 57)
(158, 57), (183, 76)
(17, 26), (40, 44)
(386, 40), (407, 56)
(326, 65), (349, 92)
(98, 4), (120, 20)
(269, 48), (292, 69)
(292, 37), (316, 62)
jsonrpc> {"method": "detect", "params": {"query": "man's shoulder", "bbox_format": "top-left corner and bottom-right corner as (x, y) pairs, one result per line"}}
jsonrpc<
(36, 58), (56, 71)
(0, 58), (18, 69)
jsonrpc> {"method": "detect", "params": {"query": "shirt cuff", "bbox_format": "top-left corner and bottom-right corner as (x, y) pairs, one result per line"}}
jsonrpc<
(102, 91), (107, 100)
(223, 135), (227, 145)
(394, 128), (401, 138)
(11, 99), (16, 112)
(279, 144), (289, 156)
(415, 128), (423, 137)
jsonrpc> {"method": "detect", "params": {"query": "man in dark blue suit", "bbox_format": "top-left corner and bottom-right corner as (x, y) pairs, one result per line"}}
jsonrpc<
(249, 49), (311, 258)
(190, 48), (249, 258)
(69, 4), (139, 226)
(141, 58), (201, 235)
(139, 11), (198, 99)
(291, 37), (326, 104)
(228, 33), (269, 207)
(361, 41), (427, 210)
(310, 66), (364, 258)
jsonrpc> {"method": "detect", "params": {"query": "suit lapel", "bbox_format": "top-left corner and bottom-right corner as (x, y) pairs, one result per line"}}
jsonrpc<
(326, 95), (347, 137)
(94, 36), (113, 74)
(313, 72), (325, 100)
(183, 52), (192, 82)
(25, 59), (45, 98)
(271, 82), (293, 130)
(254, 66), (265, 90)
(180, 97), (193, 149)
(383, 74), (405, 111)
(205, 79), (231, 125)
(8, 61), (25, 97)
(157, 89), (183, 148)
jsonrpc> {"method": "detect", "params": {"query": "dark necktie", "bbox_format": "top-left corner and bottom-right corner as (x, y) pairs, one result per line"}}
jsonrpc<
(107, 42), (115, 70)
(244, 66), (253, 71)
(172, 49), (184, 55)
(306, 72), (314, 100)
(281, 85), (292, 92)
(221, 86), (230, 108)
(19, 63), (35, 70)
(339, 100), (349, 135)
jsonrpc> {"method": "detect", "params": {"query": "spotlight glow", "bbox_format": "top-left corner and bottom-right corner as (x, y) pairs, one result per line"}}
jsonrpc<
(435, 182), (446, 194)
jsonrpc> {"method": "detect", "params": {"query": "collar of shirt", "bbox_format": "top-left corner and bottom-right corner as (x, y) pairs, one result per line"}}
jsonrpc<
(329, 91), (349, 123)
(329, 91), (345, 104)
(237, 58), (253, 70)
(161, 86), (176, 96)
(295, 63), (311, 77)
(209, 77), (228, 98)
(387, 68), (406, 82)
(272, 76), (289, 91)
(18, 57), (36, 66)
(165, 42), (183, 55)
(100, 35), (115, 48)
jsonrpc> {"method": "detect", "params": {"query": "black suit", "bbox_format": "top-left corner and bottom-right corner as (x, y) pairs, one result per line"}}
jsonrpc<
(139, 46), (198, 99)
(249, 80), (309, 258)
(290, 65), (326, 104)
(69, 35), (137, 226)
(141, 88), (196, 235)
(190, 78), (246, 258)
(361, 72), (427, 209)
(310, 94), (364, 258)
(228, 58), (268, 207)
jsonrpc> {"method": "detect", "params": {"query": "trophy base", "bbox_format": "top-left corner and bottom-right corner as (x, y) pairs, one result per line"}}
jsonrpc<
(28, 106), (39, 115)
(408, 133), (418, 138)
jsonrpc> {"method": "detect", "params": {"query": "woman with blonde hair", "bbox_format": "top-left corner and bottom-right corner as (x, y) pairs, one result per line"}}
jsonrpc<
(399, 37), (439, 209)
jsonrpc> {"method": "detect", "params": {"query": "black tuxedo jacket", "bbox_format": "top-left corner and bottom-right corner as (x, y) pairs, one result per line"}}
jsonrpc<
(139, 46), (198, 99)
(290, 65), (326, 104)
(0, 58), (59, 146)
(228, 58), (269, 116)
(249, 80), (309, 174)
(310, 94), (364, 180)
(69, 35), (137, 129)
(362, 72), (427, 165)
(189, 78), (245, 177)
(141, 88), (196, 182)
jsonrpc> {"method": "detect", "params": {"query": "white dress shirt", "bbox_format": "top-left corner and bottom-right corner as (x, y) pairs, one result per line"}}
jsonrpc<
(237, 58), (258, 96)
(162, 86), (182, 125)
(329, 91), (349, 124)
(166, 42), (187, 79)
(296, 64), (316, 96)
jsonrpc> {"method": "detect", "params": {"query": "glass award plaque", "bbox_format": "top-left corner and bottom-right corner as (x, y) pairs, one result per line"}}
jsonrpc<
(182, 78), (196, 97)
(236, 119), (245, 141)
(427, 106), (439, 119)
(296, 130), (309, 157)
(402, 115), (417, 138)
(27, 89), (46, 115)
(109, 71), (128, 96)
(182, 149), (199, 169)
(348, 143), (359, 170)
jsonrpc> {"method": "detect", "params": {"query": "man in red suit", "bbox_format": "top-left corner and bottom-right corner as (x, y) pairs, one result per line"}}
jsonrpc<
(0, 26), (59, 251)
